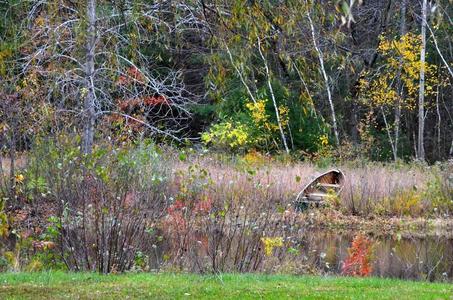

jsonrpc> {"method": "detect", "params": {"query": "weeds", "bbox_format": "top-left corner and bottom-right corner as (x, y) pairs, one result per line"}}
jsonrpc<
(0, 141), (452, 275)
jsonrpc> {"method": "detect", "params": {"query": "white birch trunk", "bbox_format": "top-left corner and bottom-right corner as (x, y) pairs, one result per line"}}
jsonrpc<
(417, 0), (427, 160)
(257, 38), (290, 154)
(393, 0), (407, 161)
(225, 43), (257, 104)
(306, 7), (340, 146)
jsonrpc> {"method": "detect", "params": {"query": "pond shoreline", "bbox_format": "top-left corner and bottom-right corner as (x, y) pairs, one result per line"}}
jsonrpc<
(296, 209), (453, 238)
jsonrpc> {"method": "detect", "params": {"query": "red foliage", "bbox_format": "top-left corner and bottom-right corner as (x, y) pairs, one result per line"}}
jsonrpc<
(116, 66), (146, 85)
(118, 98), (141, 112)
(143, 95), (169, 106)
(117, 95), (170, 113)
(163, 198), (212, 235)
(110, 95), (170, 134)
(162, 198), (213, 258)
(167, 200), (186, 215)
(341, 234), (374, 277)
(194, 198), (213, 214)
(164, 200), (187, 232)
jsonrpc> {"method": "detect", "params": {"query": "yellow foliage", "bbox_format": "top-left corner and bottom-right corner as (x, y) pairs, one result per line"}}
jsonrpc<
(34, 17), (45, 27)
(261, 237), (284, 256)
(0, 48), (12, 75)
(392, 190), (423, 216)
(243, 150), (267, 165)
(278, 105), (289, 127)
(201, 121), (251, 150)
(246, 99), (289, 132)
(246, 100), (268, 125)
(15, 174), (25, 184)
(319, 134), (329, 147)
(0, 200), (9, 238)
(360, 33), (438, 110)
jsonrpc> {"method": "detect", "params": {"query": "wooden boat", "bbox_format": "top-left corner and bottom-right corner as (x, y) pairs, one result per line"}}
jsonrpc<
(295, 169), (345, 210)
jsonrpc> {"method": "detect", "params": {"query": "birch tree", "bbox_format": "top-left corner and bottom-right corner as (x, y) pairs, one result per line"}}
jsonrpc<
(393, 0), (407, 161)
(306, 3), (340, 146)
(417, 0), (428, 160)
(257, 37), (290, 154)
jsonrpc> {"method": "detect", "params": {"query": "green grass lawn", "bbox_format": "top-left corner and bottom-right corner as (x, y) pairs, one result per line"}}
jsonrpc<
(0, 272), (451, 300)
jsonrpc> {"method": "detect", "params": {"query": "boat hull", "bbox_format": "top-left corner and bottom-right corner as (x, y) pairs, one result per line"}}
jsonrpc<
(295, 169), (345, 210)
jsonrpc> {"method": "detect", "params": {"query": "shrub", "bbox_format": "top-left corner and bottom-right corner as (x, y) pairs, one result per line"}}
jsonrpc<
(201, 121), (252, 152)
(424, 170), (453, 216)
(24, 136), (171, 273)
(203, 81), (328, 154)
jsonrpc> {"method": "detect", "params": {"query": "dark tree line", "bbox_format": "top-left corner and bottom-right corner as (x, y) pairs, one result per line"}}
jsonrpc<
(0, 0), (452, 162)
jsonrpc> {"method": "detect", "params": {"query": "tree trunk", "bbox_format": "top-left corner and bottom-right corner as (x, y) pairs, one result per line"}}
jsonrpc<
(257, 37), (290, 154)
(225, 43), (257, 104)
(306, 6), (340, 146)
(417, 0), (427, 161)
(82, 0), (97, 155)
(393, 0), (407, 161)
(435, 83), (441, 157)
(449, 140), (453, 158)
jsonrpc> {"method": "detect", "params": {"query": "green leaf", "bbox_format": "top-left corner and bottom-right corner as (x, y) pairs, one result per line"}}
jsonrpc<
(178, 152), (187, 162)
(341, 1), (350, 15)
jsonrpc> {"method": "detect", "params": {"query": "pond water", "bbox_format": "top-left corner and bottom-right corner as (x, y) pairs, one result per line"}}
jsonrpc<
(301, 230), (453, 282)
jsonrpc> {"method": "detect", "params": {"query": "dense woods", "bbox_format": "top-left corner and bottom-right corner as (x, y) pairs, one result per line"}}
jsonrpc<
(0, 0), (451, 161)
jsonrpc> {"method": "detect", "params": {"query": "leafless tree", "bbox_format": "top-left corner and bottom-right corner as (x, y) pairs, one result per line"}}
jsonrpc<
(19, 0), (202, 154)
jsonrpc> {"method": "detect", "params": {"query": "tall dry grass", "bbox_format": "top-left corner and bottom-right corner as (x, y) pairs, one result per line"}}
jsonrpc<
(172, 153), (450, 217)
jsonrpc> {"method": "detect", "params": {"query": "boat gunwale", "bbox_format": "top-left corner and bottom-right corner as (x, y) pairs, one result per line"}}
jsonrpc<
(295, 169), (345, 202)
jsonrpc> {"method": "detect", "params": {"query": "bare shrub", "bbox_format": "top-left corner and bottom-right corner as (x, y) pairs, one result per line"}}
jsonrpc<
(26, 137), (171, 273)
(158, 162), (305, 273)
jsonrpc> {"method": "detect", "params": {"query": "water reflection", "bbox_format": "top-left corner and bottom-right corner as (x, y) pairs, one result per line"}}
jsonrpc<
(301, 231), (453, 282)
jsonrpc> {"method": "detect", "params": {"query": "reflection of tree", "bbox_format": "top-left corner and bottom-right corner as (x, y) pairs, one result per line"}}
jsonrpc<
(303, 231), (452, 281)
(394, 236), (449, 281)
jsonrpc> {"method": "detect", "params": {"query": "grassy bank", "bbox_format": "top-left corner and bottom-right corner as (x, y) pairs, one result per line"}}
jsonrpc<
(0, 272), (452, 299)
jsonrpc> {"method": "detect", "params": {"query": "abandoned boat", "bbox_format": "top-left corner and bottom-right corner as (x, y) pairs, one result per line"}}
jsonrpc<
(295, 169), (345, 210)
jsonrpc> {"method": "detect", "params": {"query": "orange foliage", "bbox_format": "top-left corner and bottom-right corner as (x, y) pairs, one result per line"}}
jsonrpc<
(143, 95), (169, 106)
(342, 234), (374, 277)
(116, 66), (146, 85)
(32, 240), (56, 251)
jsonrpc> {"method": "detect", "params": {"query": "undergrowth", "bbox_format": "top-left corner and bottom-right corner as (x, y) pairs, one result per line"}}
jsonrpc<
(0, 138), (451, 275)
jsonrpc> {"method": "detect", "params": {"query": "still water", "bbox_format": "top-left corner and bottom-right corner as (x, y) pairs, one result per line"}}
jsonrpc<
(301, 230), (453, 282)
